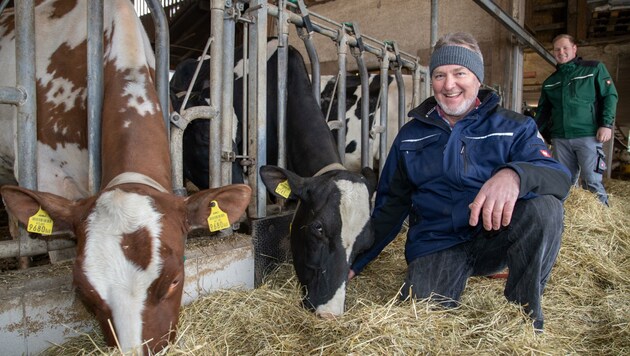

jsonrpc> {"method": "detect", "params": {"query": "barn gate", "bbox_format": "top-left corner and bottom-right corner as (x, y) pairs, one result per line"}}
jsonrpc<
(0, 0), (426, 353)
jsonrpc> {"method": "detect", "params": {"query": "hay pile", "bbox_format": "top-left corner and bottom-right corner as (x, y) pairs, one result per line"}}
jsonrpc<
(46, 180), (630, 355)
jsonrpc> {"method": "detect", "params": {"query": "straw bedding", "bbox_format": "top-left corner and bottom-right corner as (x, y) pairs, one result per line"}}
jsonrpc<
(46, 180), (630, 355)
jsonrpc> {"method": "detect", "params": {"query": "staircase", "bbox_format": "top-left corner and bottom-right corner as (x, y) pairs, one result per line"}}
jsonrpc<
(614, 122), (628, 151)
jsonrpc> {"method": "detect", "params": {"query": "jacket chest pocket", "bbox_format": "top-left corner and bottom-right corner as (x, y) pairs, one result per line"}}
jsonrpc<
(570, 75), (596, 102)
(399, 134), (443, 186)
(460, 134), (512, 180)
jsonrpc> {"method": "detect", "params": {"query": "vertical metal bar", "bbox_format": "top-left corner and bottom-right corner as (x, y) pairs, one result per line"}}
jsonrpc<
(356, 56), (370, 169)
(221, 1), (236, 186)
(412, 66), (421, 108)
(276, 0), (288, 169)
(378, 52), (389, 175)
(15, 0), (45, 256)
(146, 0), (170, 142)
(303, 38), (320, 106)
(209, 0), (225, 188)
(394, 68), (406, 132)
(511, 44), (523, 112)
(510, 0), (525, 113)
(391, 41), (406, 131)
(15, 0), (37, 191)
(431, 0), (438, 48)
(295, 0), (320, 105)
(247, 0), (267, 218)
(336, 28), (348, 164)
(241, 24), (248, 160)
(0, 0), (11, 16)
(87, 0), (103, 194)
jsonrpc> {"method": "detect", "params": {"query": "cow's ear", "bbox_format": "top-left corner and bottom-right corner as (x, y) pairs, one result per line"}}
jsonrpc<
(259, 165), (306, 200)
(185, 184), (252, 230)
(0, 185), (77, 235)
(361, 167), (378, 198)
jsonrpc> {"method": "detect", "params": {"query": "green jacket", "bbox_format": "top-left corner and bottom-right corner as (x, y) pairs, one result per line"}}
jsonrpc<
(535, 57), (618, 140)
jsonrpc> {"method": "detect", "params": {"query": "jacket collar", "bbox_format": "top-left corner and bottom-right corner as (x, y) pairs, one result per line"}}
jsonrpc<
(557, 56), (580, 71)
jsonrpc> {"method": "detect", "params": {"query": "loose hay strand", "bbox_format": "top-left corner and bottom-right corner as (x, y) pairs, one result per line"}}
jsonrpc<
(45, 182), (630, 355)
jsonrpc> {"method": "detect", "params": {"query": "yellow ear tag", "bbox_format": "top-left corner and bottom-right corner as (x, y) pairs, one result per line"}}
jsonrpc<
(27, 207), (54, 235)
(207, 200), (230, 232)
(275, 180), (291, 198)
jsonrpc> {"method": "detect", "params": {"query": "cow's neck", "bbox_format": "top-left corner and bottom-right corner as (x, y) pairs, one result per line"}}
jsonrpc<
(314, 163), (346, 177)
(100, 66), (172, 192)
(105, 172), (169, 193)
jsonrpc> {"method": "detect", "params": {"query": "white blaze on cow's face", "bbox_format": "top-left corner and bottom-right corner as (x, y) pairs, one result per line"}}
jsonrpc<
(313, 179), (371, 318)
(83, 189), (164, 352)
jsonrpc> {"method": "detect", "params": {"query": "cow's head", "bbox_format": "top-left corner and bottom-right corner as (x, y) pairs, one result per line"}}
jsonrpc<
(0, 182), (251, 353)
(260, 165), (376, 318)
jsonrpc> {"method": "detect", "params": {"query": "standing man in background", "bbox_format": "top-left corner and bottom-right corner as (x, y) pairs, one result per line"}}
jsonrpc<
(535, 34), (618, 206)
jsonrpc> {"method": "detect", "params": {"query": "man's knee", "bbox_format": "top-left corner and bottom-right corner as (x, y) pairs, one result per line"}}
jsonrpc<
(516, 195), (563, 224)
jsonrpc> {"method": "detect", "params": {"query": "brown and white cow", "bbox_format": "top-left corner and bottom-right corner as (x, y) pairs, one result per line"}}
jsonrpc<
(0, 0), (251, 353)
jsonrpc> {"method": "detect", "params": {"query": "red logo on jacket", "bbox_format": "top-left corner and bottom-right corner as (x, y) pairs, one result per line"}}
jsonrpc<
(540, 149), (552, 158)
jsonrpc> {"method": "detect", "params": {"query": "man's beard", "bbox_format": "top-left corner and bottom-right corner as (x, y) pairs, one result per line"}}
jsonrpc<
(438, 95), (477, 118)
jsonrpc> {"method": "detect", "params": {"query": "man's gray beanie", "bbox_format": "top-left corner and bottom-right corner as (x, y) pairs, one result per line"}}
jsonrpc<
(429, 45), (484, 83)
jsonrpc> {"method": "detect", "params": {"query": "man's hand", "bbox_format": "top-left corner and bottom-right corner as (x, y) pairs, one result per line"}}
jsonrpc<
(348, 269), (356, 281)
(596, 127), (612, 143)
(469, 168), (520, 230)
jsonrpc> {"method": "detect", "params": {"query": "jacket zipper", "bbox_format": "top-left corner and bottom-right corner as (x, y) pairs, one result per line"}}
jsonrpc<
(461, 143), (468, 175)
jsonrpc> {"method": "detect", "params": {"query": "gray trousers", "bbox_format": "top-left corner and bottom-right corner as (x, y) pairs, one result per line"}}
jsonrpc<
(400, 195), (564, 324)
(552, 137), (608, 205)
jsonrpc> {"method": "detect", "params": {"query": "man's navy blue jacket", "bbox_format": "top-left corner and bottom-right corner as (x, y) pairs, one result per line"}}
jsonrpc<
(352, 90), (571, 275)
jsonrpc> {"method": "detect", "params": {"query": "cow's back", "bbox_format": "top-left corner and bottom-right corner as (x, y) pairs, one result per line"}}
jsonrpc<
(0, 0), (160, 199)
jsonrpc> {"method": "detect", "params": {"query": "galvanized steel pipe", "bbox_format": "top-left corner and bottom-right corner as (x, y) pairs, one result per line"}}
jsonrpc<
(378, 52), (390, 174)
(209, 0), (225, 188)
(221, 3), (237, 186)
(146, 0), (171, 141)
(87, 0), (103, 194)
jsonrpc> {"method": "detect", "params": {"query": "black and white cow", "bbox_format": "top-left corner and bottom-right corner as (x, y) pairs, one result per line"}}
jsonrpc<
(320, 73), (415, 172)
(171, 40), (376, 317)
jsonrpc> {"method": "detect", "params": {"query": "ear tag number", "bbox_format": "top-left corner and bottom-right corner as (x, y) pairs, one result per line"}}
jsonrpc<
(27, 207), (54, 235)
(207, 200), (230, 232)
(275, 180), (291, 198)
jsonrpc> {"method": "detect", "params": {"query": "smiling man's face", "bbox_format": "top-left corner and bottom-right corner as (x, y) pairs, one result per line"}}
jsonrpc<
(553, 37), (577, 65)
(432, 64), (481, 124)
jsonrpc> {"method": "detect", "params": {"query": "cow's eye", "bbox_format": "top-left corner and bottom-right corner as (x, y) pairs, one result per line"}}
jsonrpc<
(311, 221), (324, 236)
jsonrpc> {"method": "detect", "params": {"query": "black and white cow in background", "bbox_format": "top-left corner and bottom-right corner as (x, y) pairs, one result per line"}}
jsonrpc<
(319, 73), (415, 172)
(171, 40), (376, 317)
